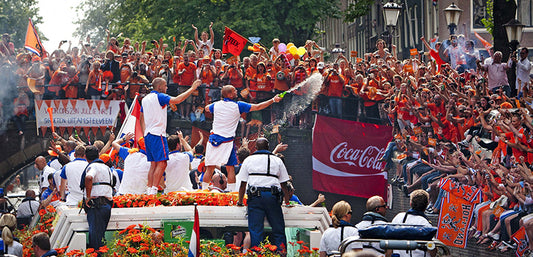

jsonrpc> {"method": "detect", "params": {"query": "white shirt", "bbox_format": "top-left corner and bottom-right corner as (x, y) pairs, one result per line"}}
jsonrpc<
(141, 90), (171, 136)
(208, 99), (251, 138)
(16, 198), (39, 218)
(40, 166), (56, 190)
(516, 57), (532, 88)
(319, 225), (362, 255)
(118, 150), (151, 195)
(60, 158), (88, 206)
(48, 158), (62, 171)
(356, 218), (388, 255)
(196, 39), (213, 55)
(85, 161), (113, 198)
(391, 212), (433, 257)
(165, 151), (193, 193)
(237, 151), (290, 189)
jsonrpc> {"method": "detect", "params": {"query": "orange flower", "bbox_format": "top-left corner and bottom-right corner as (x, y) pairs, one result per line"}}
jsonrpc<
(297, 240), (304, 244)
(85, 248), (95, 254)
(39, 209), (46, 216)
(98, 245), (109, 253)
(128, 247), (138, 254)
(268, 245), (277, 252)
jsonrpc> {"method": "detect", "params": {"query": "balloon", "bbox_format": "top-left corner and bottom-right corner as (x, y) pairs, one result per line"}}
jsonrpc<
(288, 46), (297, 55)
(278, 43), (287, 53)
(293, 53), (299, 60)
(287, 43), (295, 48)
(247, 46), (255, 51)
(284, 53), (293, 61)
(297, 47), (306, 57)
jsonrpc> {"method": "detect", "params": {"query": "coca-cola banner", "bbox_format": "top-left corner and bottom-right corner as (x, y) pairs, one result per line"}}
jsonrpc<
(312, 115), (393, 198)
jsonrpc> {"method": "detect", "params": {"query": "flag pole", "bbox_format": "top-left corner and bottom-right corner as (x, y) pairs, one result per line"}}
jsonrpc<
(116, 94), (138, 138)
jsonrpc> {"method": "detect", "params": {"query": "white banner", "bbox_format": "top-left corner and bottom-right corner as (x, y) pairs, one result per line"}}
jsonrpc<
(35, 100), (121, 130)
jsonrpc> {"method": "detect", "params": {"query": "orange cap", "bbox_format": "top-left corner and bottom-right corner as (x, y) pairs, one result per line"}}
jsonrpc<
(48, 145), (62, 157)
(99, 154), (111, 163)
(500, 102), (513, 109)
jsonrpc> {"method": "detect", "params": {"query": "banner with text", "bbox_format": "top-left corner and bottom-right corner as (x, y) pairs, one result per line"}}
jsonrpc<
(35, 100), (121, 135)
(312, 115), (392, 198)
(436, 193), (474, 248)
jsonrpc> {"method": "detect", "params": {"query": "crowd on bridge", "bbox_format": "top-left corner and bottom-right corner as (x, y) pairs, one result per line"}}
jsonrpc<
(0, 20), (533, 256)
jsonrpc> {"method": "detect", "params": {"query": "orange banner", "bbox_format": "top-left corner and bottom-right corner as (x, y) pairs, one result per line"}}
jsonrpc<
(24, 18), (46, 57)
(512, 226), (528, 256)
(437, 193), (474, 248)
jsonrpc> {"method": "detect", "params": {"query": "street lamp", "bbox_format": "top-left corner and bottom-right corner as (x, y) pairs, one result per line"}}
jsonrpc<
(504, 18), (525, 52)
(331, 43), (345, 60)
(444, 2), (463, 35)
(382, 0), (402, 48)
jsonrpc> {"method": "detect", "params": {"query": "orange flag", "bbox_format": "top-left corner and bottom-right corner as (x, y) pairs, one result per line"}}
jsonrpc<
(474, 31), (492, 55)
(24, 18), (47, 57)
(222, 27), (248, 56)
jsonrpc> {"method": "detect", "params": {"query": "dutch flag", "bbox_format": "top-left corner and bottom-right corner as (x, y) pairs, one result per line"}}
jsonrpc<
(188, 203), (200, 257)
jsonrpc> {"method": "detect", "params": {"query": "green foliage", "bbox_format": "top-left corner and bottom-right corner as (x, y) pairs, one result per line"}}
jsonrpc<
(480, 0), (494, 36)
(0, 0), (42, 47)
(343, 0), (374, 23)
(74, 0), (340, 50)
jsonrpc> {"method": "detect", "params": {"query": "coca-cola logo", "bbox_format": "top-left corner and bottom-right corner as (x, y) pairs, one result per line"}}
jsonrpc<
(330, 142), (385, 170)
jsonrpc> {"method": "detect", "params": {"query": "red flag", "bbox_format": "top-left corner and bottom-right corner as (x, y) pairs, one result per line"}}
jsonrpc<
(188, 204), (200, 257)
(222, 27), (248, 56)
(312, 115), (392, 198)
(512, 227), (529, 256)
(117, 95), (143, 147)
(24, 18), (47, 57)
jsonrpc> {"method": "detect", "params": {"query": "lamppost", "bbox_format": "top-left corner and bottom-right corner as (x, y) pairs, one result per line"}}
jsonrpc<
(504, 18), (525, 53)
(382, 0), (402, 48)
(444, 2), (463, 35)
(331, 43), (345, 60)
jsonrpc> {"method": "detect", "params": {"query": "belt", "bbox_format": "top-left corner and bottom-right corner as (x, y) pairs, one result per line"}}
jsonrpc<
(256, 187), (274, 192)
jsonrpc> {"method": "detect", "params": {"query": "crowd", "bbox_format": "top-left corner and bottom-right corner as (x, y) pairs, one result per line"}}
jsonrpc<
(0, 21), (533, 256)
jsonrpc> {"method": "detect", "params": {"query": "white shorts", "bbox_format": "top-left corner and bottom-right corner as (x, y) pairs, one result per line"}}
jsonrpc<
(205, 141), (233, 166)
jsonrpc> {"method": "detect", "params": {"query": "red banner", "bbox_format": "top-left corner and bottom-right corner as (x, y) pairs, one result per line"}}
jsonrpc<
(312, 115), (392, 198)
(222, 27), (247, 57)
(437, 193), (474, 248)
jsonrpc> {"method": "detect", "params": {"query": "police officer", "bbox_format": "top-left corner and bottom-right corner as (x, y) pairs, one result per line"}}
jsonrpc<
(83, 146), (114, 250)
(237, 137), (290, 251)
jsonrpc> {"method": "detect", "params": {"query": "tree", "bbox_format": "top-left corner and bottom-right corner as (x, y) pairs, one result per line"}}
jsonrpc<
(74, 0), (123, 45)
(74, 0), (340, 51)
(0, 0), (42, 47)
(343, 0), (374, 23)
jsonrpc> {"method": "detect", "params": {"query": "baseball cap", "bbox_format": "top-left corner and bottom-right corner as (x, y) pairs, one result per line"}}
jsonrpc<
(317, 62), (325, 69)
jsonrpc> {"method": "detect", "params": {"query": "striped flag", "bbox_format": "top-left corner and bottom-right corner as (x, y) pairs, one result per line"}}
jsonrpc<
(24, 18), (46, 57)
(188, 203), (200, 257)
(116, 94), (143, 147)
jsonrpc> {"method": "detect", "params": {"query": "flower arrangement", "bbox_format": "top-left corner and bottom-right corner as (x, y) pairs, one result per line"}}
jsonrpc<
(112, 191), (244, 208)
(17, 205), (58, 257)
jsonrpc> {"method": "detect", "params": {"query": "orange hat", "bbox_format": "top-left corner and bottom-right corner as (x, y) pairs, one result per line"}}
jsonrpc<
(500, 102), (513, 109)
(48, 145), (62, 157)
(99, 154), (111, 163)
(138, 137), (145, 150)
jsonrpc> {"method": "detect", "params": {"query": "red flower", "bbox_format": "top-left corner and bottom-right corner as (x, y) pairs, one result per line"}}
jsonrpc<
(268, 245), (278, 252)
(297, 240), (304, 244)
(127, 247), (138, 253)
(98, 246), (109, 253)
(85, 248), (95, 254)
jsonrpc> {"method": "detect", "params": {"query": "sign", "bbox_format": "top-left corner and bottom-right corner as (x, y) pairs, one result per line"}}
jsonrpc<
(163, 220), (194, 244)
(312, 115), (392, 198)
(437, 193), (474, 248)
(410, 48), (419, 56)
(35, 100), (121, 134)
(350, 51), (358, 57)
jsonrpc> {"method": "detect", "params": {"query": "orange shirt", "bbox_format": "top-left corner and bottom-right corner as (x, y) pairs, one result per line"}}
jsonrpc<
(177, 62), (197, 86)
(273, 67), (290, 91)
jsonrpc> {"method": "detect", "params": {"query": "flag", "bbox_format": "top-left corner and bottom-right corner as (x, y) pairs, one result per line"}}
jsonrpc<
(512, 227), (529, 256)
(117, 94), (143, 147)
(248, 37), (261, 44)
(24, 18), (46, 57)
(436, 193), (474, 248)
(222, 27), (248, 56)
(188, 204), (200, 257)
(474, 31), (493, 54)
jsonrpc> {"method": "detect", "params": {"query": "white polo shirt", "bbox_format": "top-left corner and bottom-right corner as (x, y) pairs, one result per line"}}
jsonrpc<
(40, 166), (56, 190)
(391, 212), (433, 257)
(165, 151), (193, 193)
(117, 147), (151, 195)
(60, 158), (88, 206)
(141, 90), (171, 136)
(208, 99), (251, 138)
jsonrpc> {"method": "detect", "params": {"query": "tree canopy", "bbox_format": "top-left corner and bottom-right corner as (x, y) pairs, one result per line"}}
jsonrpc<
(0, 0), (42, 47)
(75, 0), (340, 50)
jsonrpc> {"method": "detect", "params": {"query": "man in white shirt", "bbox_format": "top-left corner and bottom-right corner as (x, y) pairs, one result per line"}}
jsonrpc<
(140, 78), (199, 194)
(60, 145), (88, 206)
(203, 85), (281, 192)
(356, 196), (389, 255)
(237, 137), (291, 251)
(512, 47), (532, 97)
(164, 134), (193, 193)
(112, 133), (151, 195)
(391, 190), (435, 257)
(35, 156), (55, 197)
